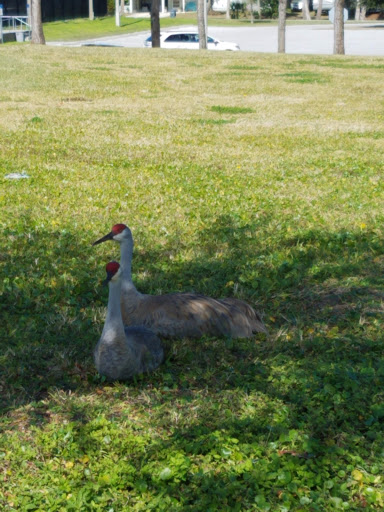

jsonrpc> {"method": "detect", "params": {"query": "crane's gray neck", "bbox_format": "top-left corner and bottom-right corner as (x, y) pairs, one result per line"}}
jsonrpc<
(101, 278), (125, 343)
(120, 235), (139, 294)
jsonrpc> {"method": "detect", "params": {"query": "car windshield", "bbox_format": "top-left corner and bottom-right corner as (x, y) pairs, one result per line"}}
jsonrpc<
(165, 34), (188, 42)
(162, 34), (216, 43)
(164, 34), (199, 42)
(147, 33), (218, 45)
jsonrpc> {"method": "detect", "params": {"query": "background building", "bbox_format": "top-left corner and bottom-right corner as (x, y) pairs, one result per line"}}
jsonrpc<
(1, 0), (107, 21)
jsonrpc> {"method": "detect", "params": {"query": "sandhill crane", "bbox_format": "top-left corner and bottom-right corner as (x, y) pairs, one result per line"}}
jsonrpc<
(93, 224), (267, 339)
(94, 261), (164, 380)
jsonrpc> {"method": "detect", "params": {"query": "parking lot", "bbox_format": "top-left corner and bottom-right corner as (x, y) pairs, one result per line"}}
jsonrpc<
(51, 22), (384, 57)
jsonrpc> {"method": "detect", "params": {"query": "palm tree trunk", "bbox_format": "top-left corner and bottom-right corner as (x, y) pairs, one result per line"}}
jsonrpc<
(354, 0), (360, 20)
(151, 0), (160, 47)
(198, 0), (207, 49)
(278, 0), (287, 53)
(89, 0), (94, 20)
(302, 0), (311, 20)
(31, 0), (45, 44)
(315, 0), (322, 20)
(333, 0), (345, 54)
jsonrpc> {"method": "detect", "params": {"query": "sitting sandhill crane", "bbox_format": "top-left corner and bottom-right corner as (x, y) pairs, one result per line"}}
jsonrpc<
(92, 224), (267, 339)
(94, 261), (164, 380)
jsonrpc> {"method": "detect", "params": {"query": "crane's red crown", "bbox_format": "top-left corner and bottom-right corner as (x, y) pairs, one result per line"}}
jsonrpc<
(111, 224), (127, 234)
(105, 261), (120, 275)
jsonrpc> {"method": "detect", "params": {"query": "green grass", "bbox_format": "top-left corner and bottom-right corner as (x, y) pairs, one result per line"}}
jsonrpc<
(1, 45), (384, 511)
(43, 14), (241, 42)
(211, 105), (255, 114)
(278, 71), (329, 84)
(43, 14), (193, 42)
(42, 14), (337, 42)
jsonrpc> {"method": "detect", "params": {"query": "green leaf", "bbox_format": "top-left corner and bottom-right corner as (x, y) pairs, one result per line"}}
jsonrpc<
(159, 468), (172, 481)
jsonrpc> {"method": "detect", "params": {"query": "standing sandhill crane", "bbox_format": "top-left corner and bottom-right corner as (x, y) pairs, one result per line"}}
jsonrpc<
(94, 261), (164, 380)
(93, 224), (267, 339)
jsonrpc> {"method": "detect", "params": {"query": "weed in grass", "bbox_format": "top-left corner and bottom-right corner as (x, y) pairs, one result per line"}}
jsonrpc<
(195, 118), (236, 125)
(210, 105), (255, 114)
(278, 71), (329, 84)
(345, 130), (384, 140)
(306, 60), (384, 70)
(220, 71), (254, 77)
(86, 66), (111, 71)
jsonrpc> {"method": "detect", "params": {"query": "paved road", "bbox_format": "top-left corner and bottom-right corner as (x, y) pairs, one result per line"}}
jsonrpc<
(50, 22), (384, 57)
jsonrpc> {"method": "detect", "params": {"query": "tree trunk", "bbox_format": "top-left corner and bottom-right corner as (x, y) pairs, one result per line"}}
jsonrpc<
(333, 0), (345, 54)
(250, 0), (254, 23)
(198, 0), (207, 49)
(354, 0), (360, 20)
(115, 0), (120, 26)
(255, 0), (261, 17)
(278, 0), (287, 53)
(120, 0), (125, 15)
(316, 0), (322, 20)
(151, 0), (161, 47)
(302, 0), (311, 20)
(360, 5), (366, 20)
(31, 0), (45, 44)
(226, 0), (231, 19)
(89, 0), (94, 20)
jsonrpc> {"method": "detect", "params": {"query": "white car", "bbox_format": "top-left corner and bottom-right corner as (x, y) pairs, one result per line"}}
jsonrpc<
(144, 31), (240, 51)
(312, 0), (334, 11)
(291, 0), (314, 10)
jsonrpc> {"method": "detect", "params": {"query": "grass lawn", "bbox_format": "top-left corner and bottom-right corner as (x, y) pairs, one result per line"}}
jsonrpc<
(42, 13), (332, 42)
(42, 14), (187, 42)
(1, 44), (384, 511)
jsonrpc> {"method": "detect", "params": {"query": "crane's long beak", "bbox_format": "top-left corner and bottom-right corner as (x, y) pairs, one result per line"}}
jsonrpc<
(92, 232), (114, 246)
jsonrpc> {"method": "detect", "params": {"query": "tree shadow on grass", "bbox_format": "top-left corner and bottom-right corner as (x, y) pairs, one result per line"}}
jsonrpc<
(0, 225), (103, 413)
(138, 214), (384, 331)
(1, 214), (384, 448)
(1, 213), (384, 509)
(132, 216), (384, 447)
